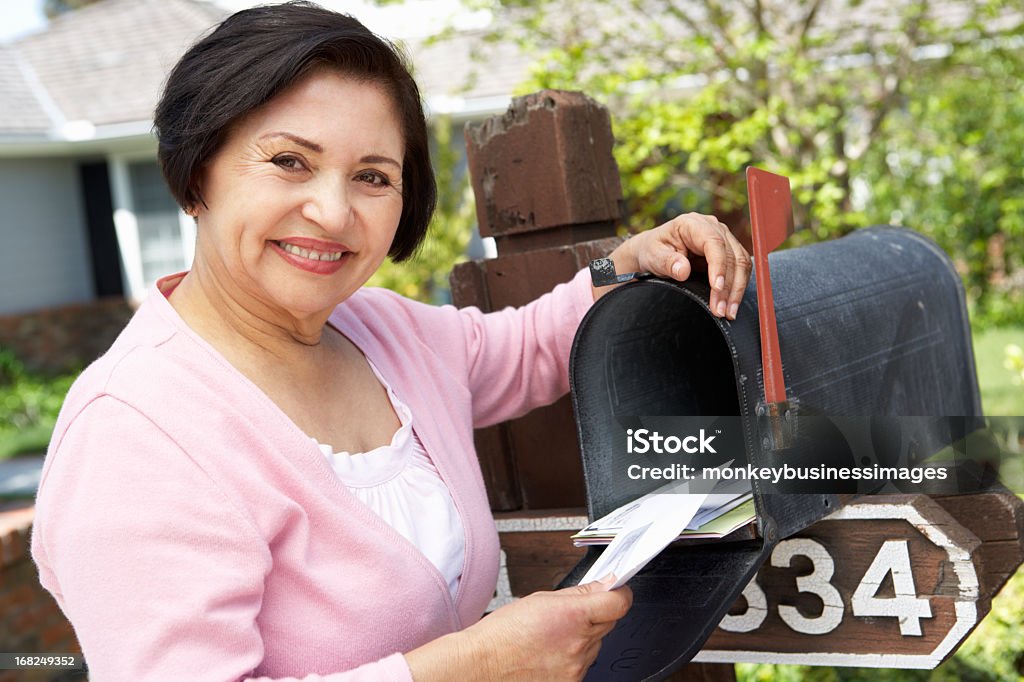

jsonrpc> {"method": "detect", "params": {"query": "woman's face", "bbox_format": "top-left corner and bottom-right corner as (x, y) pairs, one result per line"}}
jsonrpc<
(193, 69), (405, 322)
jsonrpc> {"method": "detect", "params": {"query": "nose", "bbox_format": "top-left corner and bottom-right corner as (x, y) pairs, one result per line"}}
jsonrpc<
(300, 175), (354, 235)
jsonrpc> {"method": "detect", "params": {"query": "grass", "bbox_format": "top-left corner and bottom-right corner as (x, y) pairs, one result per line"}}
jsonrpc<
(973, 325), (1024, 416)
(0, 422), (54, 459)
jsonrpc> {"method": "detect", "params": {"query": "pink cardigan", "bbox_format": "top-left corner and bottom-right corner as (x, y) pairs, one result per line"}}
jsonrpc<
(31, 268), (593, 681)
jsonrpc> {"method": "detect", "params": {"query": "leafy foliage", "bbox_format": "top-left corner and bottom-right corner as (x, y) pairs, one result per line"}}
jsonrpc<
(455, 0), (1024, 323)
(0, 348), (76, 458)
(1007, 344), (1024, 387)
(861, 38), (1024, 327)
(367, 115), (476, 302)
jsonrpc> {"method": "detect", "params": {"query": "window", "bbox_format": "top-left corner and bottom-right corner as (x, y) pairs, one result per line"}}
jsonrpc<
(110, 156), (194, 300)
(128, 161), (188, 287)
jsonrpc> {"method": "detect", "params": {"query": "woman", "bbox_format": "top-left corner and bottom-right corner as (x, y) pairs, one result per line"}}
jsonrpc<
(31, 3), (751, 680)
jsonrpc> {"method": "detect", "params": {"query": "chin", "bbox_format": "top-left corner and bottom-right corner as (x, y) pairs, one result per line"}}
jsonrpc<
(262, 283), (350, 321)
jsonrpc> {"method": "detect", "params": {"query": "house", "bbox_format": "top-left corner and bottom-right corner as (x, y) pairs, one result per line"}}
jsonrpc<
(0, 0), (529, 316)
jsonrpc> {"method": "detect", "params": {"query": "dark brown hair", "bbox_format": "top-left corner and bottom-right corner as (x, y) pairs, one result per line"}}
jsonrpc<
(154, 1), (435, 261)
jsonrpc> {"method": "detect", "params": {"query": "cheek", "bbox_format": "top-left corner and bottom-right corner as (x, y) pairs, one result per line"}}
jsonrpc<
(373, 197), (404, 242)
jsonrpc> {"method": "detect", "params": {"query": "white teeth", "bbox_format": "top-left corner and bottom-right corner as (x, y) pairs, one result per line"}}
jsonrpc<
(278, 241), (344, 262)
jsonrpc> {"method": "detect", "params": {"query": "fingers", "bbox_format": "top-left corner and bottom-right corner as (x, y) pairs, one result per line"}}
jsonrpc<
(569, 582), (633, 625)
(660, 234), (692, 283)
(468, 584), (632, 680)
(726, 237), (752, 319)
(634, 228), (691, 283)
(666, 213), (749, 320)
(700, 223), (733, 319)
(556, 585), (634, 678)
(706, 216), (750, 320)
(569, 574), (614, 597)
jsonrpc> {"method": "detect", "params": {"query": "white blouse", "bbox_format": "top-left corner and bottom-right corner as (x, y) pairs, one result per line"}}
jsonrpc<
(314, 363), (465, 600)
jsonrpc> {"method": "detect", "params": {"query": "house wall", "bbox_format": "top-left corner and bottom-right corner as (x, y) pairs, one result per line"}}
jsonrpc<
(0, 158), (94, 316)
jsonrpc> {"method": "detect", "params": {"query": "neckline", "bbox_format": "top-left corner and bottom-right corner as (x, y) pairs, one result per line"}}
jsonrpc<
(314, 357), (417, 488)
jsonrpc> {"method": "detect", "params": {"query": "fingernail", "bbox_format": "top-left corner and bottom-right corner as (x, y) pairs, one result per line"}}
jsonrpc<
(729, 303), (739, 319)
(715, 275), (725, 290)
(598, 573), (617, 585)
(671, 261), (684, 278)
(717, 301), (727, 317)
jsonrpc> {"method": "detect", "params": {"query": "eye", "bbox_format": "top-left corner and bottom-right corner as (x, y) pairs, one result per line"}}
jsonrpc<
(271, 154), (307, 172)
(356, 170), (392, 187)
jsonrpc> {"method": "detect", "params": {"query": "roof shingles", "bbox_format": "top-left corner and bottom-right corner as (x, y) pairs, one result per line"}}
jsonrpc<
(12, 0), (225, 129)
(0, 45), (56, 134)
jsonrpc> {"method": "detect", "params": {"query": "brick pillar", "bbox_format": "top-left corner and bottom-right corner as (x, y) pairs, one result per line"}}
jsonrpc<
(0, 503), (84, 681)
(451, 90), (625, 511)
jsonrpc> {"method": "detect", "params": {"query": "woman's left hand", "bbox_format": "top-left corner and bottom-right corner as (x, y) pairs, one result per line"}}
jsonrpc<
(597, 212), (751, 320)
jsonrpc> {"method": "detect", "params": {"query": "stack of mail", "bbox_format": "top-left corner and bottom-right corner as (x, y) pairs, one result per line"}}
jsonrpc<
(571, 476), (754, 547)
(574, 466), (756, 588)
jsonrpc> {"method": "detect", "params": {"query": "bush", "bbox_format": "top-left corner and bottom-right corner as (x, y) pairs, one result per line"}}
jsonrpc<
(0, 348), (77, 459)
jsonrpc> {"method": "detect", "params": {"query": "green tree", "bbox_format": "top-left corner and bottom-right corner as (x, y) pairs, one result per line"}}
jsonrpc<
(860, 38), (1024, 325)
(453, 0), (1023, 320)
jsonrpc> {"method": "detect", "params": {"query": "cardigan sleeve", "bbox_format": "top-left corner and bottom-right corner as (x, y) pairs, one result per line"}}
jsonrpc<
(454, 267), (595, 428)
(31, 395), (414, 682)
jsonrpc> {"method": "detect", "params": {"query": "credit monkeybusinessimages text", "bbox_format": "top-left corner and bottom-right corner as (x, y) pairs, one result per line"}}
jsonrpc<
(626, 461), (950, 484)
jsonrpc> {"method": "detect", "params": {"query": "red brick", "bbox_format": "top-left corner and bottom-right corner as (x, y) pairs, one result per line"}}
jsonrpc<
(1, 528), (27, 565)
(465, 90), (623, 239)
(12, 600), (51, 639)
(449, 260), (490, 312)
(40, 619), (77, 650)
(6, 584), (35, 610)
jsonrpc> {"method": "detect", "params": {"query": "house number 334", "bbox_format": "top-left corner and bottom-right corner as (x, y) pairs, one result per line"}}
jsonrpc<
(719, 538), (933, 636)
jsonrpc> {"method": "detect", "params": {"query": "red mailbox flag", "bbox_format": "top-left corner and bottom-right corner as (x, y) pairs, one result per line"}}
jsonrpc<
(746, 167), (794, 405)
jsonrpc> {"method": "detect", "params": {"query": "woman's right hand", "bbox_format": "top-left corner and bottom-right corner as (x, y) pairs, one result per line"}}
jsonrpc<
(406, 575), (633, 681)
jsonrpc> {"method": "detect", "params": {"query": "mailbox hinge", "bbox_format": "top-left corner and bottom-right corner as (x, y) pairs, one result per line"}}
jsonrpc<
(757, 399), (797, 451)
(758, 514), (779, 544)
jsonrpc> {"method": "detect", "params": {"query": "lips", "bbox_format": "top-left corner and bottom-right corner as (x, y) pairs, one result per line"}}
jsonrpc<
(270, 238), (350, 275)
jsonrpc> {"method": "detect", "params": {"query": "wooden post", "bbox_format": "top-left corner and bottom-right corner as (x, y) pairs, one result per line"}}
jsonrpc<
(452, 90), (624, 511)
(462, 90), (742, 681)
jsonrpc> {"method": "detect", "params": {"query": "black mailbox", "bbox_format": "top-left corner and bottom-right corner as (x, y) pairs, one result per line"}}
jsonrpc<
(560, 226), (983, 680)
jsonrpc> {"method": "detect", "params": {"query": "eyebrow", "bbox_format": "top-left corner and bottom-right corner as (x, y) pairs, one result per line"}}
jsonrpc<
(360, 154), (402, 170)
(259, 132), (401, 169)
(260, 131), (322, 153)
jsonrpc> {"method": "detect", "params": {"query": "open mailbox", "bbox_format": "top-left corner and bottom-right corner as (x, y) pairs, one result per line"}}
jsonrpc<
(559, 224), (983, 680)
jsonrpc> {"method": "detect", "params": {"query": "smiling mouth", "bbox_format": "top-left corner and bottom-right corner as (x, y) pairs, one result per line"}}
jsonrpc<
(273, 240), (346, 262)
